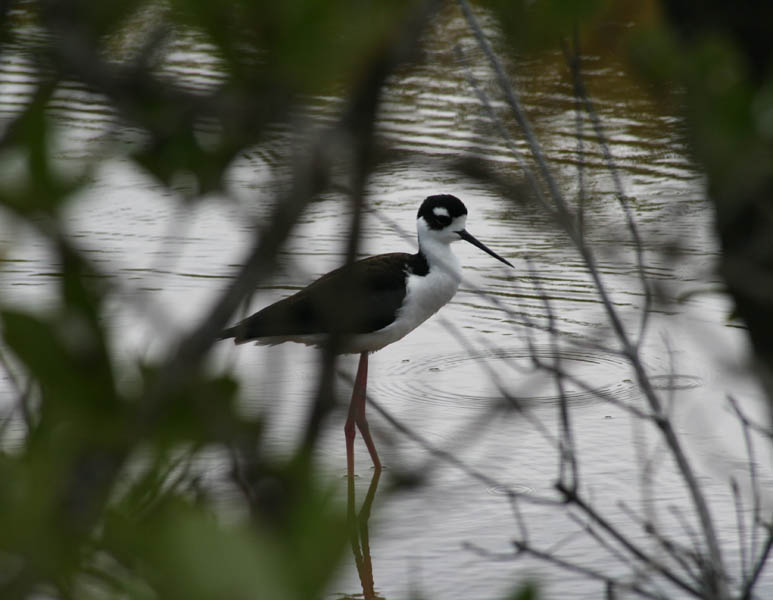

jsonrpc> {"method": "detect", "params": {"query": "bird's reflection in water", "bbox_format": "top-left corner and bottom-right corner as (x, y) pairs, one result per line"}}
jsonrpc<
(343, 469), (384, 600)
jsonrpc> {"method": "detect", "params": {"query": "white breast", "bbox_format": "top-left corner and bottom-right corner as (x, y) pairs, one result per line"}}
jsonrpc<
(344, 252), (462, 354)
(398, 264), (461, 332)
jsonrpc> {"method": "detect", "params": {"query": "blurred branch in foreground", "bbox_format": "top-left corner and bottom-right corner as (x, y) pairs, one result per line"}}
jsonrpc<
(0, 1), (439, 598)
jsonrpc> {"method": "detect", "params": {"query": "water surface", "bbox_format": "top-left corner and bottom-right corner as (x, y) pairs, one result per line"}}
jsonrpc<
(0, 7), (769, 600)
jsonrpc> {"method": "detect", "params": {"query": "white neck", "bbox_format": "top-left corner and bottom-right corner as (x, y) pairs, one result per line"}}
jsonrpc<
(417, 219), (462, 282)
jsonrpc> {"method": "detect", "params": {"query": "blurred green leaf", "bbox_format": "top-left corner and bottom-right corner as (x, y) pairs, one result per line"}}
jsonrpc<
(1, 310), (118, 424)
(43, 0), (147, 39)
(0, 86), (83, 215)
(631, 22), (773, 202)
(628, 24), (683, 85)
(506, 581), (540, 600)
(483, 0), (609, 51)
(146, 367), (242, 444)
(0, 0), (428, 597)
(102, 486), (347, 600)
(171, 0), (420, 92)
(132, 130), (233, 194)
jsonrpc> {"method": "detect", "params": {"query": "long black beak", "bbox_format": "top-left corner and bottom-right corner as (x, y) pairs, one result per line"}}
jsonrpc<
(457, 229), (514, 267)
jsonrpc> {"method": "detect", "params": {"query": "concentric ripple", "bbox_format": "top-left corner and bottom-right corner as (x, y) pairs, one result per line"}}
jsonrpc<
(372, 345), (704, 410)
(486, 483), (535, 496)
(648, 374), (704, 390)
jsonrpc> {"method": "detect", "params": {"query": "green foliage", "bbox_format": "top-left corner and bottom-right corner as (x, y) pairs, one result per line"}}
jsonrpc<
(628, 9), (773, 205)
(0, 86), (83, 214)
(171, 0), (417, 92)
(99, 484), (347, 600)
(482, 0), (612, 52)
(505, 581), (539, 600)
(0, 0), (426, 597)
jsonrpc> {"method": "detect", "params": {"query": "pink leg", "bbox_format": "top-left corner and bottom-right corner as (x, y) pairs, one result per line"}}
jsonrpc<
(353, 355), (381, 472)
(345, 352), (381, 478)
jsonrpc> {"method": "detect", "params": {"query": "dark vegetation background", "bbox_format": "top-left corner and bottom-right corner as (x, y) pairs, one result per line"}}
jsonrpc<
(0, 0), (772, 598)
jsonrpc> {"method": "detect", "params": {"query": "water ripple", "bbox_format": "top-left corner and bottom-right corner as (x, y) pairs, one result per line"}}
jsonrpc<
(372, 345), (660, 410)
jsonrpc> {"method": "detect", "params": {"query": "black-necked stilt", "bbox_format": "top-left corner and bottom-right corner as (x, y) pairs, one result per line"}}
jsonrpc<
(220, 194), (513, 477)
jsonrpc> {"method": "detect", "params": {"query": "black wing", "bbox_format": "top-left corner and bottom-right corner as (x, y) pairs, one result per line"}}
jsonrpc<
(221, 253), (421, 343)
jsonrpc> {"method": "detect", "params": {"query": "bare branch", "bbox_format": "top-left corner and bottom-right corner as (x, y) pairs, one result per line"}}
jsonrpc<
(732, 478), (750, 583)
(742, 524), (773, 600)
(465, 539), (665, 599)
(556, 483), (702, 597)
(618, 501), (703, 584)
(456, 3), (727, 592)
(560, 34), (653, 347)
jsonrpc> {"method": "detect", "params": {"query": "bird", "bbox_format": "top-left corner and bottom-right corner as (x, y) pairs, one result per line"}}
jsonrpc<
(220, 194), (513, 477)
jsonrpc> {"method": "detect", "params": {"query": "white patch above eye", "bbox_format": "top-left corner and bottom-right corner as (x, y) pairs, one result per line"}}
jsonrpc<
(432, 206), (450, 218)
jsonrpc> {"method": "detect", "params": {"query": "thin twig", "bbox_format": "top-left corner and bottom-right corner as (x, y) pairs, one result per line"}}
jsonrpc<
(454, 44), (551, 213)
(668, 505), (705, 564)
(458, 3), (726, 594)
(364, 391), (562, 507)
(533, 360), (655, 421)
(726, 394), (773, 600)
(618, 501), (703, 584)
(567, 511), (641, 575)
(529, 257), (579, 490)
(465, 539), (664, 599)
(556, 483), (703, 598)
(741, 524), (773, 600)
(727, 395), (762, 533)
(731, 478), (750, 583)
(725, 396), (773, 441)
(565, 31), (587, 240)
(509, 495), (530, 544)
(560, 35), (653, 347)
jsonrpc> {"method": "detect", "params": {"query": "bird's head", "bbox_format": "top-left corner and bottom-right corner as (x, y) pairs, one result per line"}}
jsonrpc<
(417, 194), (513, 267)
